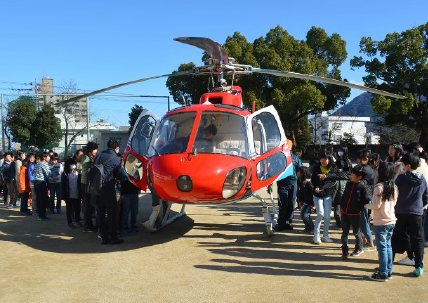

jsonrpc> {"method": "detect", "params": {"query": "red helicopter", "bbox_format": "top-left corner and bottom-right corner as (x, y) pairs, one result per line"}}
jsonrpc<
(60, 37), (405, 235)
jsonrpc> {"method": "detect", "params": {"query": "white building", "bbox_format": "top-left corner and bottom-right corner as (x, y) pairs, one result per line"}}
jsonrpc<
(54, 115), (116, 156)
(309, 111), (379, 145)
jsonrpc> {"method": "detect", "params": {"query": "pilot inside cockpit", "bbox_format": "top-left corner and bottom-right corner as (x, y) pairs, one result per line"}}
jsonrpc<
(194, 124), (217, 153)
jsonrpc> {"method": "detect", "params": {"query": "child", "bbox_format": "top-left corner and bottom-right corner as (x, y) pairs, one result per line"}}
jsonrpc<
(297, 166), (314, 232)
(365, 161), (398, 281)
(392, 152), (427, 277)
(33, 152), (51, 221)
(48, 153), (63, 214)
(61, 159), (82, 229)
(340, 166), (370, 259)
(387, 142), (404, 180)
(356, 149), (376, 251)
(311, 152), (336, 244)
(19, 159), (32, 216)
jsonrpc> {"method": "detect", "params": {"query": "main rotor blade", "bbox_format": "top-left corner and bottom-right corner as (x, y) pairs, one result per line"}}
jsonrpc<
(56, 71), (193, 106)
(251, 68), (406, 99)
(174, 37), (228, 62)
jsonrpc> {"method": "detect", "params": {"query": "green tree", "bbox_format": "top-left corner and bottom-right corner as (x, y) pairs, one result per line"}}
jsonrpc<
(166, 27), (350, 148)
(339, 132), (357, 146)
(30, 105), (62, 150)
(6, 96), (37, 147)
(128, 104), (145, 134)
(350, 22), (428, 148)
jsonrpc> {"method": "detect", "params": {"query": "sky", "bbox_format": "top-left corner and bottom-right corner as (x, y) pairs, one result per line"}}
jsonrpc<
(1, 0), (427, 128)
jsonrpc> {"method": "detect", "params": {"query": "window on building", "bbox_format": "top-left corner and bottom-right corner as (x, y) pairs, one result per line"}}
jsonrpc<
(333, 122), (342, 130)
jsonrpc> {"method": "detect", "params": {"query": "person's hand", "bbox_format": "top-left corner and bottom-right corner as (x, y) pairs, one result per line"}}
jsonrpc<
(318, 174), (327, 180)
(315, 188), (321, 194)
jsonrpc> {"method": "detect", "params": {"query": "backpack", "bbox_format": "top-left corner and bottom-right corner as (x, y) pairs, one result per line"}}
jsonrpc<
(86, 154), (117, 195)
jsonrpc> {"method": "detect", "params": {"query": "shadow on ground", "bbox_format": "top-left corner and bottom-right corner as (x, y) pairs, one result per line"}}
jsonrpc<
(0, 193), (194, 254)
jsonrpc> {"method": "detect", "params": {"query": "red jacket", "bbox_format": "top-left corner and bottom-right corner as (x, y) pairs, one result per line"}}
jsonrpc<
(19, 166), (31, 193)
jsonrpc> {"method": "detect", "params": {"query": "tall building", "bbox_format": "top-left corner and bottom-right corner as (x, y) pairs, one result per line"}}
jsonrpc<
(35, 77), (88, 123)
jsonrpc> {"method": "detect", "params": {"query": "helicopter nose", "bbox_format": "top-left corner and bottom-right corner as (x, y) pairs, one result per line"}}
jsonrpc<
(177, 175), (192, 192)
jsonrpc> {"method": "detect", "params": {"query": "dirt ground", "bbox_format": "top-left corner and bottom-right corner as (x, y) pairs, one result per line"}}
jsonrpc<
(0, 188), (427, 303)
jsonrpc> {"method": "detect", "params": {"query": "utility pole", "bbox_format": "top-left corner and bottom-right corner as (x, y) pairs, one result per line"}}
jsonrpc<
(86, 97), (90, 141)
(1, 94), (4, 152)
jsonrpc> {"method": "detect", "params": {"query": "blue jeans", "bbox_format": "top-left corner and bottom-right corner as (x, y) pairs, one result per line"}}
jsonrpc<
(300, 204), (314, 232)
(374, 224), (395, 276)
(48, 183), (62, 210)
(122, 194), (139, 228)
(313, 195), (332, 238)
(360, 208), (373, 243)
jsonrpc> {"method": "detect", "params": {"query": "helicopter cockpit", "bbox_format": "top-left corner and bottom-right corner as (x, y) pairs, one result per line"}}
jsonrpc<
(192, 112), (248, 158)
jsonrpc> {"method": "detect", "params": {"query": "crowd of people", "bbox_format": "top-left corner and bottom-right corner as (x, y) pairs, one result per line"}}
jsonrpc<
(1, 139), (427, 282)
(0, 139), (140, 245)
(276, 141), (428, 281)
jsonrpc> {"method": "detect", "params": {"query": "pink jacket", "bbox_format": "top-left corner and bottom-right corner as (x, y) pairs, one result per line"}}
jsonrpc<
(365, 183), (398, 226)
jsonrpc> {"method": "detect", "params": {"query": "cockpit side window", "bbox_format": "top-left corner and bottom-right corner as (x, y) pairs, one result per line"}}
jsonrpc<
(193, 112), (248, 158)
(150, 112), (196, 156)
(131, 116), (156, 156)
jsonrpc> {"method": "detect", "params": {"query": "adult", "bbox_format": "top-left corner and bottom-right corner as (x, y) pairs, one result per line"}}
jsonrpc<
(81, 142), (98, 232)
(194, 125), (218, 153)
(95, 139), (124, 244)
(73, 149), (84, 173)
(275, 139), (302, 231)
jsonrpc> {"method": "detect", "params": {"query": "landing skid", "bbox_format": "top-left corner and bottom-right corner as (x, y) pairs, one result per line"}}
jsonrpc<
(252, 185), (278, 236)
(142, 201), (186, 232)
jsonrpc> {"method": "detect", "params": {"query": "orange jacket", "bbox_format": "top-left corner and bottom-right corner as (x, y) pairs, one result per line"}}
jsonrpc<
(19, 166), (31, 193)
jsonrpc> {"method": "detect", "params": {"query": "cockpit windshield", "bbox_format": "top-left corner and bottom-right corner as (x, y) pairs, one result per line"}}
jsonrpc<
(150, 112), (196, 156)
(193, 112), (248, 158)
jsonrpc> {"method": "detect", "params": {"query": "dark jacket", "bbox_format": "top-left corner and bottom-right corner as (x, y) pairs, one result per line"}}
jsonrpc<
(297, 179), (314, 206)
(121, 179), (141, 195)
(395, 172), (428, 216)
(326, 158), (352, 181)
(61, 172), (82, 200)
(311, 165), (337, 198)
(340, 181), (370, 215)
(359, 164), (376, 198)
(94, 149), (123, 206)
(1, 161), (13, 183)
(94, 149), (122, 182)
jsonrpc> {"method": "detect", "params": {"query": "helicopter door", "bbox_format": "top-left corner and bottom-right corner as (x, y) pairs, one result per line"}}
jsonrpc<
(247, 105), (288, 192)
(124, 110), (160, 191)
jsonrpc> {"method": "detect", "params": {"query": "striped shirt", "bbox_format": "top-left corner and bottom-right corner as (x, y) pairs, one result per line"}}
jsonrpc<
(33, 162), (51, 182)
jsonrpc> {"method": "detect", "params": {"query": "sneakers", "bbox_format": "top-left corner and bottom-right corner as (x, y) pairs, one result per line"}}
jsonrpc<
(68, 223), (77, 229)
(83, 228), (94, 233)
(38, 216), (51, 221)
(342, 251), (349, 260)
(130, 226), (139, 233)
(413, 267), (424, 277)
(322, 236), (333, 243)
(6, 205), (13, 209)
(369, 272), (389, 282)
(363, 245), (376, 252)
(350, 249), (364, 257)
(313, 236), (322, 244)
(397, 256), (415, 266)
(425, 241), (428, 247)
(20, 211), (32, 216)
